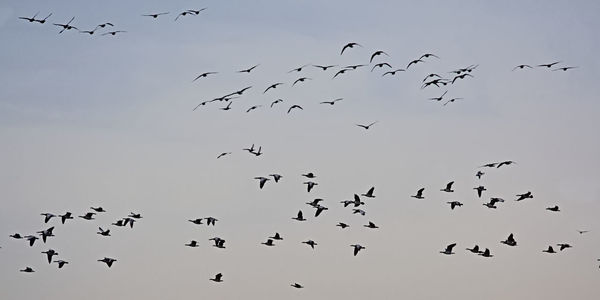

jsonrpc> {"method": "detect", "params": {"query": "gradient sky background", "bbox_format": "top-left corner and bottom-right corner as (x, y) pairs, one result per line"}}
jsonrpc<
(1, 1), (600, 299)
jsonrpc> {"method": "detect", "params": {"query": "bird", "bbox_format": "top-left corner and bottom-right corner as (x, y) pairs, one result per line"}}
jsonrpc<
(264, 83), (284, 93)
(79, 212), (96, 220)
(41, 213), (56, 223)
(483, 197), (503, 209)
(79, 28), (97, 35)
(340, 42), (362, 55)
(362, 187), (375, 198)
(33, 13), (53, 24)
(42, 249), (58, 264)
(123, 217), (136, 228)
(412, 188), (425, 199)
(332, 68), (351, 79)
(205, 217), (218, 226)
(419, 53), (440, 60)
(291, 283), (304, 288)
(537, 61), (561, 68)
(351, 244), (365, 256)
(112, 220), (126, 227)
(314, 205), (328, 217)
(382, 69), (405, 76)
(371, 62), (392, 72)
(98, 257), (117, 268)
(356, 121), (378, 130)
(474, 186), (487, 198)
(292, 210), (306, 221)
(441, 181), (455, 193)
(270, 233), (283, 240)
(193, 72), (217, 81)
(516, 192), (533, 201)
(352, 194), (365, 207)
(423, 73), (442, 82)
(352, 209), (366, 216)
(252, 146), (263, 157)
(546, 206), (560, 212)
(303, 181), (318, 192)
(174, 11), (191, 21)
(228, 86), (252, 97)
(262, 239), (275, 246)
(91, 207), (106, 213)
(246, 105), (262, 113)
(557, 243), (572, 251)
(9, 233), (23, 239)
(271, 99), (284, 107)
(475, 171), (485, 179)
(288, 65), (309, 73)
(185, 240), (199, 247)
(188, 218), (203, 225)
(336, 222), (349, 229)
(19, 12), (39, 23)
(54, 260), (69, 269)
(364, 221), (378, 229)
(187, 8), (207, 15)
(142, 12), (169, 18)
(96, 22), (114, 28)
(429, 91), (448, 102)
(302, 240), (317, 249)
(101, 30), (126, 36)
(341, 200), (354, 207)
(443, 98), (463, 106)
(501, 233), (517, 246)
(255, 177), (270, 189)
(479, 163), (497, 168)
(370, 50), (389, 63)
(217, 152), (231, 159)
(440, 243), (456, 255)
(53, 17), (78, 33)
(292, 77), (311, 86)
(313, 64), (337, 71)
(451, 73), (474, 84)
(320, 98), (343, 105)
(210, 273), (223, 282)
(97, 227), (111, 236)
(269, 174), (283, 182)
(344, 64), (366, 70)
(512, 64), (532, 71)
(552, 66), (578, 71)
(406, 59), (424, 69)
(479, 248), (493, 258)
(38, 227), (55, 243)
(302, 172), (316, 178)
(496, 160), (516, 168)
(238, 64), (259, 73)
(243, 144), (255, 153)
(466, 245), (481, 254)
(308, 198), (325, 207)
(447, 201), (463, 210)
(211, 238), (226, 249)
(577, 230), (589, 235)
(543, 246), (556, 253)
(287, 105), (303, 113)
(20, 267), (35, 273)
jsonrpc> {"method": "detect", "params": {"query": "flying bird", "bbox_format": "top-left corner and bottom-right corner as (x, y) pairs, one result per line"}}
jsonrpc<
(440, 243), (456, 255)
(443, 98), (463, 106)
(205, 217), (218, 226)
(42, 249), (58, 264)
(288, 65), (309, 73)
(351, 244), (365, 256)
(98, 257), (117, 268)
(466, 245), (481, 254)
(516, 191), (533, 201)
(292, 77), (311, 86)
(337, 222), (349, 229)
(97, 227), (111, 236)
(238, 64), (259, 73)
(370, 50), (389, 63)
(187, 8), (208, 15)
(79, 212), (96, 220)
(292, 210), (306, 221)
(19, 12), (39, 23)
(356, 121), (378, 130)
(496, 160), (516, 168)
(193, 72), (217, 81)
(33, 13), (53, 24)
(291, 283), (304, 288)
(371, 62), (392, 72)
(91, 207), (106, 213)
(53, 17), (78, 33)
(255, 177), (270, 189)
(542, 246), (556, 253)
(210, 273), (223, 282)
(287, 105), (303, 113)
(313, 64), (337, 71)
(382, 69), (405, 76)
(479, 248), (493, 258)
(41, 213), (56, 223)
(412, 188), (425, 199)
(419, 53), (440, 60)
(302, 240), (317, 249)
(429, 91), (448, 102)
(269, 174), (282, 182)
(320, 98), (343, 105)
(546, 205), (560, 212)
(557, 243), (572, 251)
(501, 233), (517, 246)
(475, 171), (484, 179)
(512, 64), (532, 71)
(340, 42), (362, 55)
(537, 61), (561, 68)
(552, 66), (578, 71)
(262, 239), (275, 246)
(447, 201), (463, 210)
(54, 260), (69, 269)
(246, 105), (262, 113)
(185, 240), (199, 247)
(302, 172), (316, 178)
(101, 30), (126, 36)
(20, 267), (35, 273)
(264, 83), (284, 93)
(304, 181), (318, 192)
(362, 187), (375, 198)
(270, 233), (283, 240)
(364, 221), (378, 229)
(441, 181), (455, 193)
(271, 99), (284, 107)
(142, 12), (169, 18)
(332, 68), (351, 79)
(406, 59), (424, 69)
(451, 73), (474, 84)
(314, 205), (328, 217)
(474, 186), (487, 198)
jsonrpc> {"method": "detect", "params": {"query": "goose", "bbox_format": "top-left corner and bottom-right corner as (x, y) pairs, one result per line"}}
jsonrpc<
(496, 160), (516, 168)
(262, 239), (275, 246)
(9, 233), (23, 239)
(440, 243), (456, 255)
(54, 260), (68, 268)
(112, 220), (126, 226)
(123, 217), (136, 228)
(313, 64), (337, 71)
(304, 181), (318, 192)
(370, 50), (389, 63)
(20, 267), (35, 273)
(419, 53), (440, 60)
(302, 240), (317, 249)
(255, 177), (270, 189)
(352, 209), (366, 216)
(543, 246), (556, 253)
(351, 244), (365, 256)
(97, 227), (111, 236)
(475, 171), (484, 179)
(364, 221), (378, 229)
(337, 222), (349, 229)
(25, 235), (39, 247)
(269, 174), (282, 182)
(512, 64), (532, 71)
(185, 240), (199, 247)
(91, 207), (106, 213)
(291, 283), (304, 288)
(287, 105), (303, 113)
(59, 212), (73, 224)
(501, 233), (517, 246)
(238, 64), (259, 73)
(263, 83), (284, 93)
(210, 273), (223, 282)
(411, 188), (425, 199)
(314, 205), (328, 217)
(406, 59), (424, 69)
(205, 217), (218, 226)
(361, 187), (375, 198)
(188, 218), (203, 225)
(41, 213), (56, 224)
(352, 194), (365, 207)
(98, 257), (117, 268)
(441, 181), (455, 193)
(447, 201), (463, 210)
(142, 12), (169, 18)
(474, 186), (486, 198)
(292, 210), (306, 221)
(340, 42), (362, 55)
(537, 61), (561, 68)
(516, 192), (533, 201)
(38, 227), (55, 243)
(306, 198), (323, 207)
(546, 206), (560, 212)
(552, 66), (578, 71)
(466, 245), (481, 254)
(302, 172), (316, 178)
(557, 243), (572, 251)
(270, 233), (283, 240)
(371, 62), (392, 72)
(129, 213), (142, 219)
(42, 249), (58, 263)
(479, 248), (493, 257)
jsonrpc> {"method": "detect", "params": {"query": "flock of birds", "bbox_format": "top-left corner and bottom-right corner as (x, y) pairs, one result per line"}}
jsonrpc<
(8, 6), (594, 293)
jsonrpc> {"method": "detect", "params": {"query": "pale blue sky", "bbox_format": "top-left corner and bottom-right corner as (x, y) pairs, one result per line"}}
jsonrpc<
(1, 1), (600, 299)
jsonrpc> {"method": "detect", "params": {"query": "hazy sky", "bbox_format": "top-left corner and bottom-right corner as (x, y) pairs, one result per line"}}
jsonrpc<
(1, 1), (600, 299)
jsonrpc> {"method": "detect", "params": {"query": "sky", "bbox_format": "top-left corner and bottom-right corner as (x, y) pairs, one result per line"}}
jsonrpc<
(1, 0), (600, 299)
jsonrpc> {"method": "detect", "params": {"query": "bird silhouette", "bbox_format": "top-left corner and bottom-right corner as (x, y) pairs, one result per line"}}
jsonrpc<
(255, 177), (270, 189)
(356, 121), (378, 130)
(440, 243), (456, 255)
(537, 61), (561, 68)
(340, 42), (362, 55)
(382, 69), (405, 76)
(41, 213), (56, 223)
(91, 207), (106, 213)
(53, 17), (77, 33)
(54, 260), (69, 268)
(370, 50), (389, 63)
(193, 72), (217, 81)
(496, 160), (516, 168)
(361, 187), (375, 198)
(271, 99), (284, 107)
(292, 77), (311, 86)
(210, 273), (223, 282)
(501, 233), (517, 246)
(474, 186), (486, 198)
(42, 249), (58, 263)
(320, 98), (343, 105)
(552, 66), (578, 71)
(351, 244), (365, 256)
(79, 212), (96, 220)
(19, 12), (39, 23)
(479, 248), (493, 257)
(291, 283), (304, 288)
(313, 64), (337, 70)
(516, 192), (533, 201)
(513, 64), (532, 71)
(451, 73), (474, 84)
(364, 221), (378, 229)
(292, 210), (306, 221)
(264, 83), (284, 93)
(371, 62), (392, 72)
(185, 240), (199, 247)
(441, 181), (455, 193)
(269, 174), (282, 182)
(262, 239), (275, 246)
(466, 245), (481, 254)
(20, 267), (35, 273)
(101, 30), (126, 36)
(406, 59), (424, 69)
(238, 64), (259, 73)
(429, 91), (448, 102)
(303, 181), (318, 192)
(270, 232), (283, 240)
(217, 152), (231, 159)
(98, 257), (117, 268)
(288, 65), (309, 73)
(543, 246), (556, 253)
(546, 206), (560, 212)
(412, 188), (425, 199)
(337, 222), (349, 229)
(97, 227), (111, 236)
(33, 13), (53, 24)
(142, 12), (169, 18)
(287, 105), (303, 113)
(419, 53), (440, 60)
(447, 201), (463, 210)
(475, 171), (485, 179)
(557, 243), (572, 251)
(302, 240), (317, 249)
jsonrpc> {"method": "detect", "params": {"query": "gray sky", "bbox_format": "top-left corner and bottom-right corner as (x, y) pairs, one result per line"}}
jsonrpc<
(1, 1), (600, 299)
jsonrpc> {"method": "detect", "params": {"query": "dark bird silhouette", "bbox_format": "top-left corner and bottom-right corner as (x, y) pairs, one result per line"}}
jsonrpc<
(187, 8), (207, 15)
(479, 248), (493, 258)
(79, 212), (96, 220)
(443, 98), (463, 106)
(406, 59), (424, 69)
(476, 171), (484, 179)
(238, 64), (259, 73)
(38, 227), (55, 243)
(292, 210), (306, 221)
(440, 243), (456, 255)
(351, 244), (365, 256)
(332, 68), (351, 79)
(96, 23), (114, 28)
(188, 218), (203, 225)
(112, 219), (126, 226)
(271, 99), (284, 107)
(516, 191), (533, 201)
(205, 217), (218, 226)
(185, 240), (199, 247)
(412, 188), (425, 199)
(336, 222), (349, 229)
(496, 160), (516, 168)
(364, 221), (378, 229)
(304, 181), (318, 192)
(53, 17), (77, 33)
(142, 12), (169, 18)
(33, 13), (53, 24)
(362, 187), (375, 198)
(543, 246), (556, 253)
(371, 62), (392, 72)
(288, 65), (309, 73)
(269, 174), (282, 182)
(370, 50), (389, 63)
(352, 209), (366, 216)
(429, 91), (448, 102)
(228, 86), (252, 96)
(302, 172), (316, 178)
(97, 227), (111, 236)
(382, 69), (405, 76)
(313, 64), (337, 71)
(79, 28), (97, 35)
(466, 245), (481, 254)
(123, 217), (136, 228)
(501, 233), (517, 246)
(246, 105), (262, 113)
(546, 205), (560, 212)
(270, 232), (283, 240)
(9, 233), (23, 239)
(287, 105), (303, 113)
(552, 66), (578, 71)
(577, 230), (589, 235)
(20, 267), (35, 273)
(483, 197), (504, 209)
(423, 73), (441, 82)
(302, 240), (317, 249)
(255, 177), (270, 189)
(447, 201), (463, 210)
(314, 205), (328, 217)
(292, 77), (311, 86)
(305, 198), (322, 207)
(340, 42), (362, 55)
(174, 11), (191, 21)
(42, 249), (58, 264)
(25, 235), (38, 246)
(19, 12), (39, 23)
(193, 72), (217, 81)
(41, 213), (56, 223)
(356, 121), (378, 130)
(344, 64), (366, 70)
(262, 239), (275, 246)
(291, 283), (304, 288)
(557, 243), (572, 251)
(217, 152), (231, 159)
(474, 186), (486, 198)
(320, 98), (343, 105)
(537, 61), (561, 68)
(513, 64), (532, 71)
(91, 207), (106, 213)
(101, 30), (126, 36)
(98, 257), (117, 268)
(54, 260), (68, 269)
(264, 83), (284, 93)
(210, 273), (223, 282)
(128, 213), (141, 219)
(441, 181), (455, 193)
(451, 73), (474, 84)
(419, 53), (440, 60)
